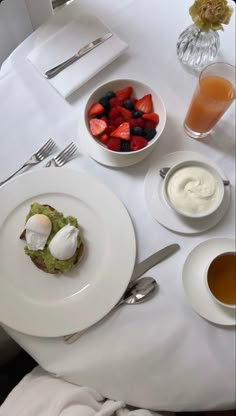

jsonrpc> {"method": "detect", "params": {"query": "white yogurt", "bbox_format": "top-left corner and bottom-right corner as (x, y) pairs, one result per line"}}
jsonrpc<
(166, 165), (220, 216)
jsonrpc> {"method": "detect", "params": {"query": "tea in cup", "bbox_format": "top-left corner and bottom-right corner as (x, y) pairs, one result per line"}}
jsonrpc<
(205, 251), (236, 308)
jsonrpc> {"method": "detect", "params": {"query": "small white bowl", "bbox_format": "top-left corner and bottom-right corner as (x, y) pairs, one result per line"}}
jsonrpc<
(84, 79), (166, 160)
(162, 160), (225, 219)
(204, 251), (236, 309)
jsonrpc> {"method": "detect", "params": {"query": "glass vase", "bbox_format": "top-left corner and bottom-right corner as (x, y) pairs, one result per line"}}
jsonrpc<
(177, 24), (220, 71)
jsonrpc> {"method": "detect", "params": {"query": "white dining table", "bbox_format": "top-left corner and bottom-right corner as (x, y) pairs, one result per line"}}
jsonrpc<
(0, 0), (235, 412)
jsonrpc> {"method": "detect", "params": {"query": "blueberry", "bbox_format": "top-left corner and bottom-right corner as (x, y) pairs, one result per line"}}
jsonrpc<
(131, 126), (144, 136)
(132, 110), (143, 118)
(143, 127), (156, 141)
(98, 97), (110, 108)
(120, 140), (130, 152)
(123, 99), (134, 110)
(102, 91), (115, 100)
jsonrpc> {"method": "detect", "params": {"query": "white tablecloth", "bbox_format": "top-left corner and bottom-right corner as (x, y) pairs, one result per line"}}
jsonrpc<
(0, 0), (235, 411)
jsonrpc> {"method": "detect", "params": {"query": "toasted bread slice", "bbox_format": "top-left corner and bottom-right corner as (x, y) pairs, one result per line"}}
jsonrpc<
(20, 204), (84, 274)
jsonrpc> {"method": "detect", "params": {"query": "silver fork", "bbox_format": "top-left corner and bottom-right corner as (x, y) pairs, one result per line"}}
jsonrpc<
(0, 138), (56, 187)
(45, 142), (77, 167)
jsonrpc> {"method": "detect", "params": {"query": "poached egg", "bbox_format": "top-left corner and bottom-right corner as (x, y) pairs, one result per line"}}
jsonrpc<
(25, 214), (52, 250)
(49, 224), (79, 261)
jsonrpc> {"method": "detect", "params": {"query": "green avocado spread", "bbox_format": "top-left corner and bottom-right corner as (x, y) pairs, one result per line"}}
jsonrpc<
(24, 202), (82, 273)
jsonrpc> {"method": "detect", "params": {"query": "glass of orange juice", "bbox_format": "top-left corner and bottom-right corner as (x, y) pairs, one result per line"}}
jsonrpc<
(184, 62), (236, 139)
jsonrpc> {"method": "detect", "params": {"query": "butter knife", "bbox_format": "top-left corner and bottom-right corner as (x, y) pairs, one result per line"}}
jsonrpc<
(130, 243), (180, 282)
(44, 32), (113, 79)
(64, 243), (180, 344)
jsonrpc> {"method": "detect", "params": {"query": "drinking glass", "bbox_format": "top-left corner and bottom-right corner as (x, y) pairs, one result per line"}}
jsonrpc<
(184, 62), (236, 139)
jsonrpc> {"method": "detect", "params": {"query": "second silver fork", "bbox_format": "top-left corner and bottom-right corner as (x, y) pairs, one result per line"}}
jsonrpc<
(45, 142), (77, 167)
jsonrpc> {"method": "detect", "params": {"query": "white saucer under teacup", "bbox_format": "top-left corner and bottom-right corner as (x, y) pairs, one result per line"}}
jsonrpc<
(144, 151), (231, 234)
(182, 238), (236, 326)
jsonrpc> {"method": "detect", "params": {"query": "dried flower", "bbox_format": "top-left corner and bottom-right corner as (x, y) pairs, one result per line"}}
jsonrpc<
(189, 0), (234, 31)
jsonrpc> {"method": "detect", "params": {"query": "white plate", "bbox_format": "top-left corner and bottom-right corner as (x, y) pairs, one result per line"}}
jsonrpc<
(144, 151), (231, 234)
(0, 169), (136, 337)
(182, 238), (236, 326)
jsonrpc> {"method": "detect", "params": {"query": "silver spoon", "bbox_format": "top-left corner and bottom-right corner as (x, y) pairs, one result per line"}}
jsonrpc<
(159, 167), (230, 186)
(64, 277), (158, 344)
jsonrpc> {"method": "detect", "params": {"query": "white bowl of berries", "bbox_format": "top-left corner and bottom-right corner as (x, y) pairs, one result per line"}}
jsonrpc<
(84, 79), (166, 164)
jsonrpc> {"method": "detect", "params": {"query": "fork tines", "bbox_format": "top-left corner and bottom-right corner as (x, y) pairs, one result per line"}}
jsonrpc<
(36, 138), (56, 158)
(55, 142), (77, 163)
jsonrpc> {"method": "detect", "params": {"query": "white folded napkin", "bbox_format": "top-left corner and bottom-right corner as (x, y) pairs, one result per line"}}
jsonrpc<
(27, 13), (128, 98)
(0, 366), (159, 416)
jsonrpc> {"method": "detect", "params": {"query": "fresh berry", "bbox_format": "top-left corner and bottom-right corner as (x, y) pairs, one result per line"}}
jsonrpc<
(134, 94), (153, 113)
(109, 97), (123, 107)
(89, 118), (107, 136)
(113, 116), (125, 127)
(123, 99), (134, 110)
(117, 106), (132, 119)
(107, 138), (121, 151)
(120, 140), (130, 152)
(101, 115), (108, 123)
(88, 103), (104, 116)
(129, 119), (140, 129)
(111, 122), (130, 140)
(108, 108), (120, 119)
(115, 86), (133, 101)
(105, 125), (115, 134)
(101, 91), (115, 100)
(99, 134), (109, 144)
(132, 110), (143, 118)
(98, 97), (110, 108)
(131, 98), (138, 106)
(143, 127), (156, 141)
(135, 118), (145, 128)
(131, 126), (144, 136)
(130, 136), (148, 151)
(144, 120), (157, 129)
(142, 112), (159, 125)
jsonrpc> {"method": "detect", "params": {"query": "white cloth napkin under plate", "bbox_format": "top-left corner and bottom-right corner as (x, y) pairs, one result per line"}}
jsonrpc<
(27, 13), (128, 98)
(0, 366), (160, 416)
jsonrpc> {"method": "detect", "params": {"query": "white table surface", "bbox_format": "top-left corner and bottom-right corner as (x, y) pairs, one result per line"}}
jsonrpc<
(0, 0), (235, 411)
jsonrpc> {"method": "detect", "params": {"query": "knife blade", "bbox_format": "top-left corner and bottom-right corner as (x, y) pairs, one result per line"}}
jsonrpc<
(45, 32), (113, 79)
(130, 243), (180, 281)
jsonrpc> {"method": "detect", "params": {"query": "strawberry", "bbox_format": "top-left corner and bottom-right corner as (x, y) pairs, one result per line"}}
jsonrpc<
(117, 106), (132, 119)
(142, 112), (159, 125)
(101, 115), (108, 123)
(130, 136), (148, 151)
(134, 94), (153, 113)
(109, 97), (123, 107)
(107, 138), (121, 151)
(111, 122), (130, 141)
(89, 118), (107, 136)
(115, 86), (133, 101)
(113, 116), (125, 127)
(129, 119), (140, 129)
(144, 119), (157, 129)
(88, 102), (104, 116)
(135, 117), (145, 128)
(108, 107), (120, 119)
(99, 133), (109, 144)
(105, 125), (115, 134)
(131, 97), (138, 106)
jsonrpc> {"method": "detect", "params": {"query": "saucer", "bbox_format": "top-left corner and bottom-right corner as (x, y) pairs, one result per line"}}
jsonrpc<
(182, 238), (236, 326)
(144, 150), (231, 234)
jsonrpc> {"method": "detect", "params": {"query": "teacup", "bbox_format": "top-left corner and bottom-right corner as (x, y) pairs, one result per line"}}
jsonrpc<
(205, 251), (236, 309)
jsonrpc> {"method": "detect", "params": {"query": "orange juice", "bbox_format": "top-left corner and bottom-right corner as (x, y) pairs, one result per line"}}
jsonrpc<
(185, 75), (235, 135)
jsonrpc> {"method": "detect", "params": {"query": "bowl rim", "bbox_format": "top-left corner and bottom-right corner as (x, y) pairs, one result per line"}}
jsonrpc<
(84, 78), (167, 155)
(204, 251), (236, 309)
(162, 159), (225, 219)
